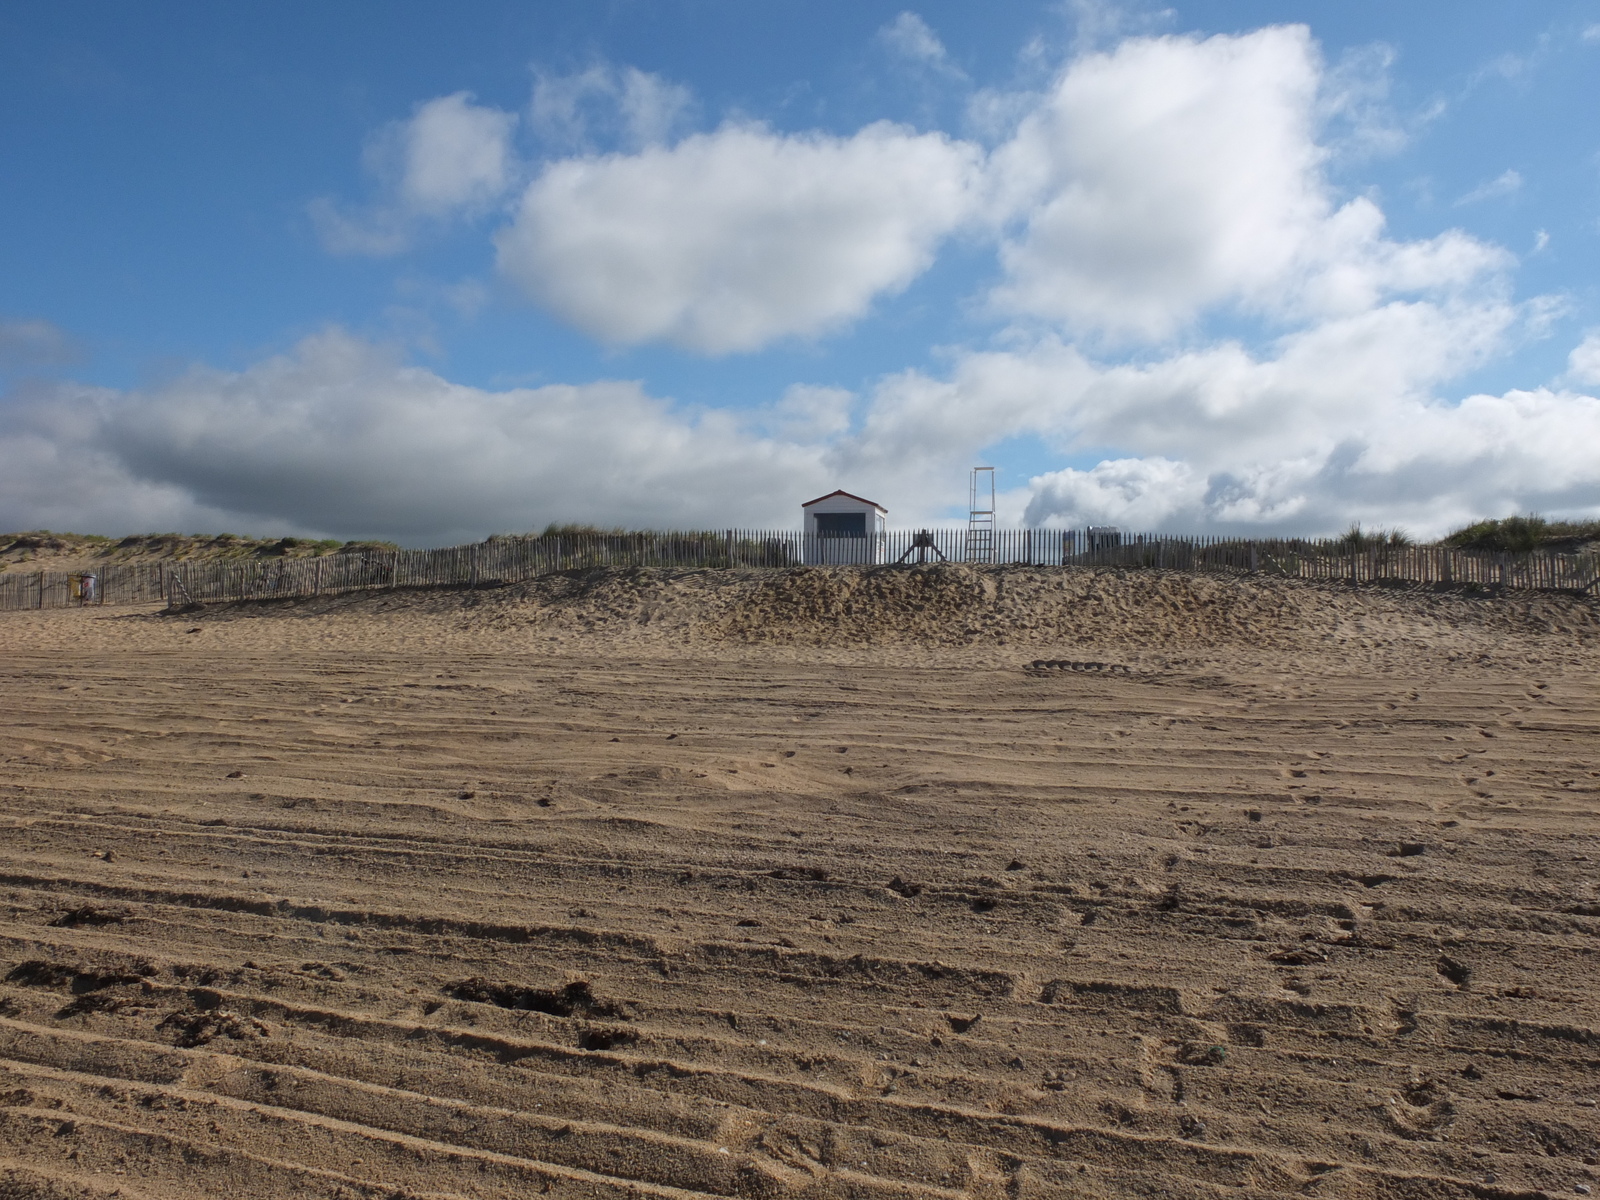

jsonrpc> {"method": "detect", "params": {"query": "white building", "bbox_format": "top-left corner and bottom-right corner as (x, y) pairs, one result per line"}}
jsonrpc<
(801, 489), (887, 564)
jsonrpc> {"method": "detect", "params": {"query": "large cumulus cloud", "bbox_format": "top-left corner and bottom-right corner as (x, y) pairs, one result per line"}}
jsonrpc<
(0, 332), (833, 543)
(987, 26), (1508, 340)
(495, 122), (984, 354)
(5, 316), (1596, 543)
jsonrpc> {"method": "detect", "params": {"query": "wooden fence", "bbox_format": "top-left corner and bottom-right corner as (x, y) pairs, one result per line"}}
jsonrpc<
(2, 529), (1596, 611)
(0, 563), (169, 611)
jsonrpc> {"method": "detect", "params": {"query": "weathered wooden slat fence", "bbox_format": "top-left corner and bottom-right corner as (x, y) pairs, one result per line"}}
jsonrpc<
(0, 563), (170, 610)
(2, 529), (1596, 611)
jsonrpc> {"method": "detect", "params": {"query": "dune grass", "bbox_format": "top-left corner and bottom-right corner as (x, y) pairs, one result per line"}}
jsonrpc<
(1443, 515), (1600, 553)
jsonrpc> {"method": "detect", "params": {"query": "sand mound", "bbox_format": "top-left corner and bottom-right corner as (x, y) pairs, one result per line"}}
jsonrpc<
(714, 563), (1312, 646)
(4, 563), (1597, 675)
(474, 563), (1600, 659)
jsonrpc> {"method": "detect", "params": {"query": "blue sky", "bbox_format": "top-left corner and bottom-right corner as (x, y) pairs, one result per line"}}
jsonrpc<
(3, 1), (1600, 542)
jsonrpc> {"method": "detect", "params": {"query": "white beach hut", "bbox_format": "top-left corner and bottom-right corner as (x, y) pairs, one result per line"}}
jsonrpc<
(801, 489), (887, 565)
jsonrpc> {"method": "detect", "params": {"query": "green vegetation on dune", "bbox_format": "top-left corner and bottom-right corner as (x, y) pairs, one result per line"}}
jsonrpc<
(1332, 524), (1413, 550)
(0, 531), (399, 567)
(535, 523), (633, 538)
(1442, 515), (1600, 553)
(527, 523), (752, 540)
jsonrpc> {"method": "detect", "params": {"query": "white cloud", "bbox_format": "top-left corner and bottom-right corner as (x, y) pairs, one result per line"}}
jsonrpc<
(307, 198), (413, 257)
(1477, 52), (1532, 85)
(496, 121), (984, 353)
(879, 12), (963, 76)
(311, 93), (518, 257)
(0, 331), (830, 543)
(316, 25), (1503, 367)
(964, 85), (1043, 144)
(1585, 23), (1600, 43)
(0, 318), (77, 370)
(990, 27), (1327, 338)
(1566, 329), (1600, 386)
(1024, 457), (1200, 528)
(988, 27), (1507, 342)
(766, 384), (856, 442)
(1020, 378), (1600, 535)
(844, 289), (1593, 536)
(1317, 42), (1408, 159)
(1455, 168), (1522, 206)
(1065, 0), (1175, 53)
(531, 65), (692, 150)
(395, 92), (518, 216)
(812, 255), (1589, 537)
(5, 306), (1596, 543)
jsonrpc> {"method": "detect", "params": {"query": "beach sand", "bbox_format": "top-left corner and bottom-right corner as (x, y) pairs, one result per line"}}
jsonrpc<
(2, 564), (1597, 1198)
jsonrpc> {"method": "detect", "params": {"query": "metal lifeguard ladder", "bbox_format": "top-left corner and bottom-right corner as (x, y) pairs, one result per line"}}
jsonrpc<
(966, 467), (995, 563)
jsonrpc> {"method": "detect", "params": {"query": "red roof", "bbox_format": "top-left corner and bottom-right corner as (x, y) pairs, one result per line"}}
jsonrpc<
(801, 489), (886, 512)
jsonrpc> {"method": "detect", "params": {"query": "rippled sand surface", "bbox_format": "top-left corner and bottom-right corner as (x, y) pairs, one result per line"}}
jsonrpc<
(2, 567), (1597, 1199)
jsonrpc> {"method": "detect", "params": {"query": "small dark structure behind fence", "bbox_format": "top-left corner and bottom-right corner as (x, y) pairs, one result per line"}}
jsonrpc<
(2, 529), (1596, 611)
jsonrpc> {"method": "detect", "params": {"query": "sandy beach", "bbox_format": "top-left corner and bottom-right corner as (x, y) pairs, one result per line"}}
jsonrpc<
(2, 565), (1597, 1198)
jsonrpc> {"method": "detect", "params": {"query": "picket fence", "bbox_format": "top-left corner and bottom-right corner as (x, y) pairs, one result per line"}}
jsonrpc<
(2, 529), (1596, 611)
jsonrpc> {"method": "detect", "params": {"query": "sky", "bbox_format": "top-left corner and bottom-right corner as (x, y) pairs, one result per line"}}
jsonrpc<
(3, 0), (1600, 545)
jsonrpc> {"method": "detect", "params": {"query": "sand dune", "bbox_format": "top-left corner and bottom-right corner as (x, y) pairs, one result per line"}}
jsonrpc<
(1, 566), (1597, 1198)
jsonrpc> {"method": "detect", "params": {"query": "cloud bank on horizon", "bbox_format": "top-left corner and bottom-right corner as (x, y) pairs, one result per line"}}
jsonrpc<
(3, 12), (1599, 544)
